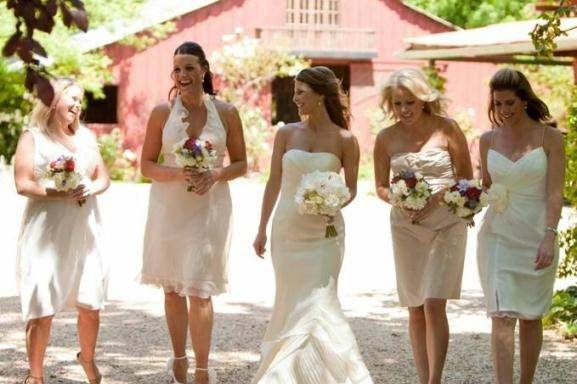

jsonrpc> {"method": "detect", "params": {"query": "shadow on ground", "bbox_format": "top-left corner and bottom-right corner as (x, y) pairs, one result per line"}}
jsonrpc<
(1, 292), (576, 384)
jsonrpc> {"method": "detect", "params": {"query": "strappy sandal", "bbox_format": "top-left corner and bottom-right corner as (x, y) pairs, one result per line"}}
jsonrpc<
(76, 351), (102, 384)
(166, 355), (189, 384)
(23, 375), (43, 384)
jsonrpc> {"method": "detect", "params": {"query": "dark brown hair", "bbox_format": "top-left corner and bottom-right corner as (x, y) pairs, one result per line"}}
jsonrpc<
(295, 66), (350, 130)
(488, 68), (550, 126)
(169, 42), (215, 100)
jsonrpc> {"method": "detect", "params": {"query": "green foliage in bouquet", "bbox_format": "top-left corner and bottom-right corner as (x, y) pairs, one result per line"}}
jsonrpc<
(543, 286), (577, 339)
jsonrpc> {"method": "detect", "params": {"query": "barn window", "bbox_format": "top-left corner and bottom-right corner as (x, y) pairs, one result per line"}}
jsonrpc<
(286, 0), (340, 26)
(83, 85), (118, 124)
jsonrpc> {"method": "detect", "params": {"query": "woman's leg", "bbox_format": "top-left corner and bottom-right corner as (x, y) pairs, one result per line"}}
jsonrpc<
(408, 305), (429, 384)
(423, 299), (449, 384)
(165, 291), (189, 382)
(26, 315), (54, 382)
(491, 316), (517, 384)
(519, 318), (543, 384)
(188, 296), (213, 383)
(77, 306), (101, 380)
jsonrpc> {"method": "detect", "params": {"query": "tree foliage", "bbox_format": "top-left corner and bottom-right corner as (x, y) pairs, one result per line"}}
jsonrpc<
(405, 0), (536, 28)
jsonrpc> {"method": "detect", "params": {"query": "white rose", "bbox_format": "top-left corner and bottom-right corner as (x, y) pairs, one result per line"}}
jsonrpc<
(488, 183), (509, 213)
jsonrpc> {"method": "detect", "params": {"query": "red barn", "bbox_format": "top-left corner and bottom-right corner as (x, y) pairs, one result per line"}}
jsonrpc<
(78, 0), (496, 153)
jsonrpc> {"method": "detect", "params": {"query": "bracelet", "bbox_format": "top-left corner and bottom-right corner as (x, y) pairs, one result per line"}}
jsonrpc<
(545, 226), (558, 236)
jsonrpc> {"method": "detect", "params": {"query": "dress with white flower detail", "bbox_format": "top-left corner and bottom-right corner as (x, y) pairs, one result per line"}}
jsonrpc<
(140, 94), (232, 298)
(477, 132), (558, 319)
(17, 126), (107, 321)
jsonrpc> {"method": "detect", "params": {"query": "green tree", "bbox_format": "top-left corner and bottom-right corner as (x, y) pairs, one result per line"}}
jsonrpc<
(405, 0), (536, 28)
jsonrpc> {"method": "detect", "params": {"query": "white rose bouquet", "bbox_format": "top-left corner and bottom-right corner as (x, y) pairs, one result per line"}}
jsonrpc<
(390, 170), (432, 211)
(295, 170), (351, 238)
(45, 155), (84, 206)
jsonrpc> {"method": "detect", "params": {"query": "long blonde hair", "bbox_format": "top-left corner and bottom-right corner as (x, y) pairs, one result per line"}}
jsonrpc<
(29, 77), (83, 134)
(380, 67), (448, 120)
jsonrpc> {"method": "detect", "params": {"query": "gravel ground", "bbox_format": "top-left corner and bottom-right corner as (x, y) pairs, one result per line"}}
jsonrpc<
(1, 175), (576, 383)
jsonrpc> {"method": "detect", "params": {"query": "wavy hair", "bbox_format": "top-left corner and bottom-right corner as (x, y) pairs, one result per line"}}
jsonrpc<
(295, 66), (350, 130)
(380, 67), (448, 120)
(29, 77), (83, 134)
(488, 68), (551, 126)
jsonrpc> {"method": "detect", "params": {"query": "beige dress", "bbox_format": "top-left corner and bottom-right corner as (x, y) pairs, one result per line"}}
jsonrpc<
(477, 145), (558, 319)
(390, 149), (467, 307)
(140, 95), (232, 298)
(17, 127), (107, 321)
(252, 149), (373, 384)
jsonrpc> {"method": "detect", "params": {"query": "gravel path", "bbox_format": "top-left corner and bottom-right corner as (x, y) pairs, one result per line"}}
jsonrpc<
(1, 176), (576, 383)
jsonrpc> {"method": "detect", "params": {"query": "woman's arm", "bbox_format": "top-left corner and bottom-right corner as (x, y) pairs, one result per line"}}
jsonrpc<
(374, 128), (392, 204)
(478, 131), (493, 189)
(253, 126), (289, 257)
(341, 131), (360, 207)
(446, 119), (473, 180)
(14, 131), (71, 200)
(194, 103), (247, 194)
(536, 126), (565, 270)
(88, 153), (110, 196)
(140, 103), (185, 182)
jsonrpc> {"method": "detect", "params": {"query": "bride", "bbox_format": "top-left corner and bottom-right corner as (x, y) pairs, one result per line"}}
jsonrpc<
(252, 66), (373, 383)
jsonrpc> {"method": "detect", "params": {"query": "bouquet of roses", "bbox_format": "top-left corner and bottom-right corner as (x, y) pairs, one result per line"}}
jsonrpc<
(172, 137), (217, 191)
(389, 170), (432, 212)
(46, 155), (85, 206)
(295, 170), (351, 238)
(442, 179), (488, 224)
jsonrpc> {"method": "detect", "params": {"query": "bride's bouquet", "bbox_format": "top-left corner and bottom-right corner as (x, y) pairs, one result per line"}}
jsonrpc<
(442, 179), (488, 224)
(46, 155), (85, 206)
(390, 170), (432, 211)
(295, 170), (351, 238)
(172, 137), (217, 191)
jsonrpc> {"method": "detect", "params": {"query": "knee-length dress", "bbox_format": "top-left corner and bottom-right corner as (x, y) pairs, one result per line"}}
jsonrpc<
(140, 95), (232, 298)
(17, 127), (107, 321)
(477, 144), (558, 319)
(389, 149), (467, 307)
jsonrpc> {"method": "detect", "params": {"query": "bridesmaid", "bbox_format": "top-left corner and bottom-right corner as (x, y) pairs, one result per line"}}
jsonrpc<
(139, 42), (247, 384)
(373, 68), (472, 384)
(14, 78), (110, 384)
(477, 68), (565, 384)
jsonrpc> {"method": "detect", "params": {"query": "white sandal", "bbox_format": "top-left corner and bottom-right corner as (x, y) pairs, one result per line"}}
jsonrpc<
(166, 356), (189, 384)
(195, 367), (217, 383)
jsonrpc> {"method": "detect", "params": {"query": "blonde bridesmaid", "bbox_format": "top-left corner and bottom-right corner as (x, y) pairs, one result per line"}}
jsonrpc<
(373, 68), (472, 384)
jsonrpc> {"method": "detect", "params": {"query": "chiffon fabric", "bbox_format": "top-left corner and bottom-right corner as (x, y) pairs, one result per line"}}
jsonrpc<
(252, 149), (373, 384)
(389, 149), (467, 307)
(17, 126), (107, 321)
(140, 94), (232, 298)
(477, 146), (558, 319)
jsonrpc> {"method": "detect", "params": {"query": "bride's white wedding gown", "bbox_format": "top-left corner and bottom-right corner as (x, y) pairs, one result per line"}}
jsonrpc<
(252, 149), (373, 384)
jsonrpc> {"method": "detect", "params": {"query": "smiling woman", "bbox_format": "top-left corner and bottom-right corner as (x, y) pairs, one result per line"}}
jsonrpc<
(138, 41), (247, 384)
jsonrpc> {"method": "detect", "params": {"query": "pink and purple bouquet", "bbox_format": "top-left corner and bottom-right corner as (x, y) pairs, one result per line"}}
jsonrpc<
(390, 170), (432, 211)
(46, 155), (85, 206)
(172, 138), (217, 191)
(443, 179), (488, 224)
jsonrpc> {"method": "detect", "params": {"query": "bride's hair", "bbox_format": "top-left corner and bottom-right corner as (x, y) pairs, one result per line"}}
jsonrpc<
(29, 77), (83, 134)
(295, 66), (350, 130)
(380, 67), (447, 119)
(488, 68), (551, 126)
(169, 41), (215, 100)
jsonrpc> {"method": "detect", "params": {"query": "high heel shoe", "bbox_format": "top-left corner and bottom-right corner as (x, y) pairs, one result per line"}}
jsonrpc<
(76, 352), (103, 384)
(166, 355), (189, 384)
(194, 367), (217, 384)
(23, 375), (43, 384)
